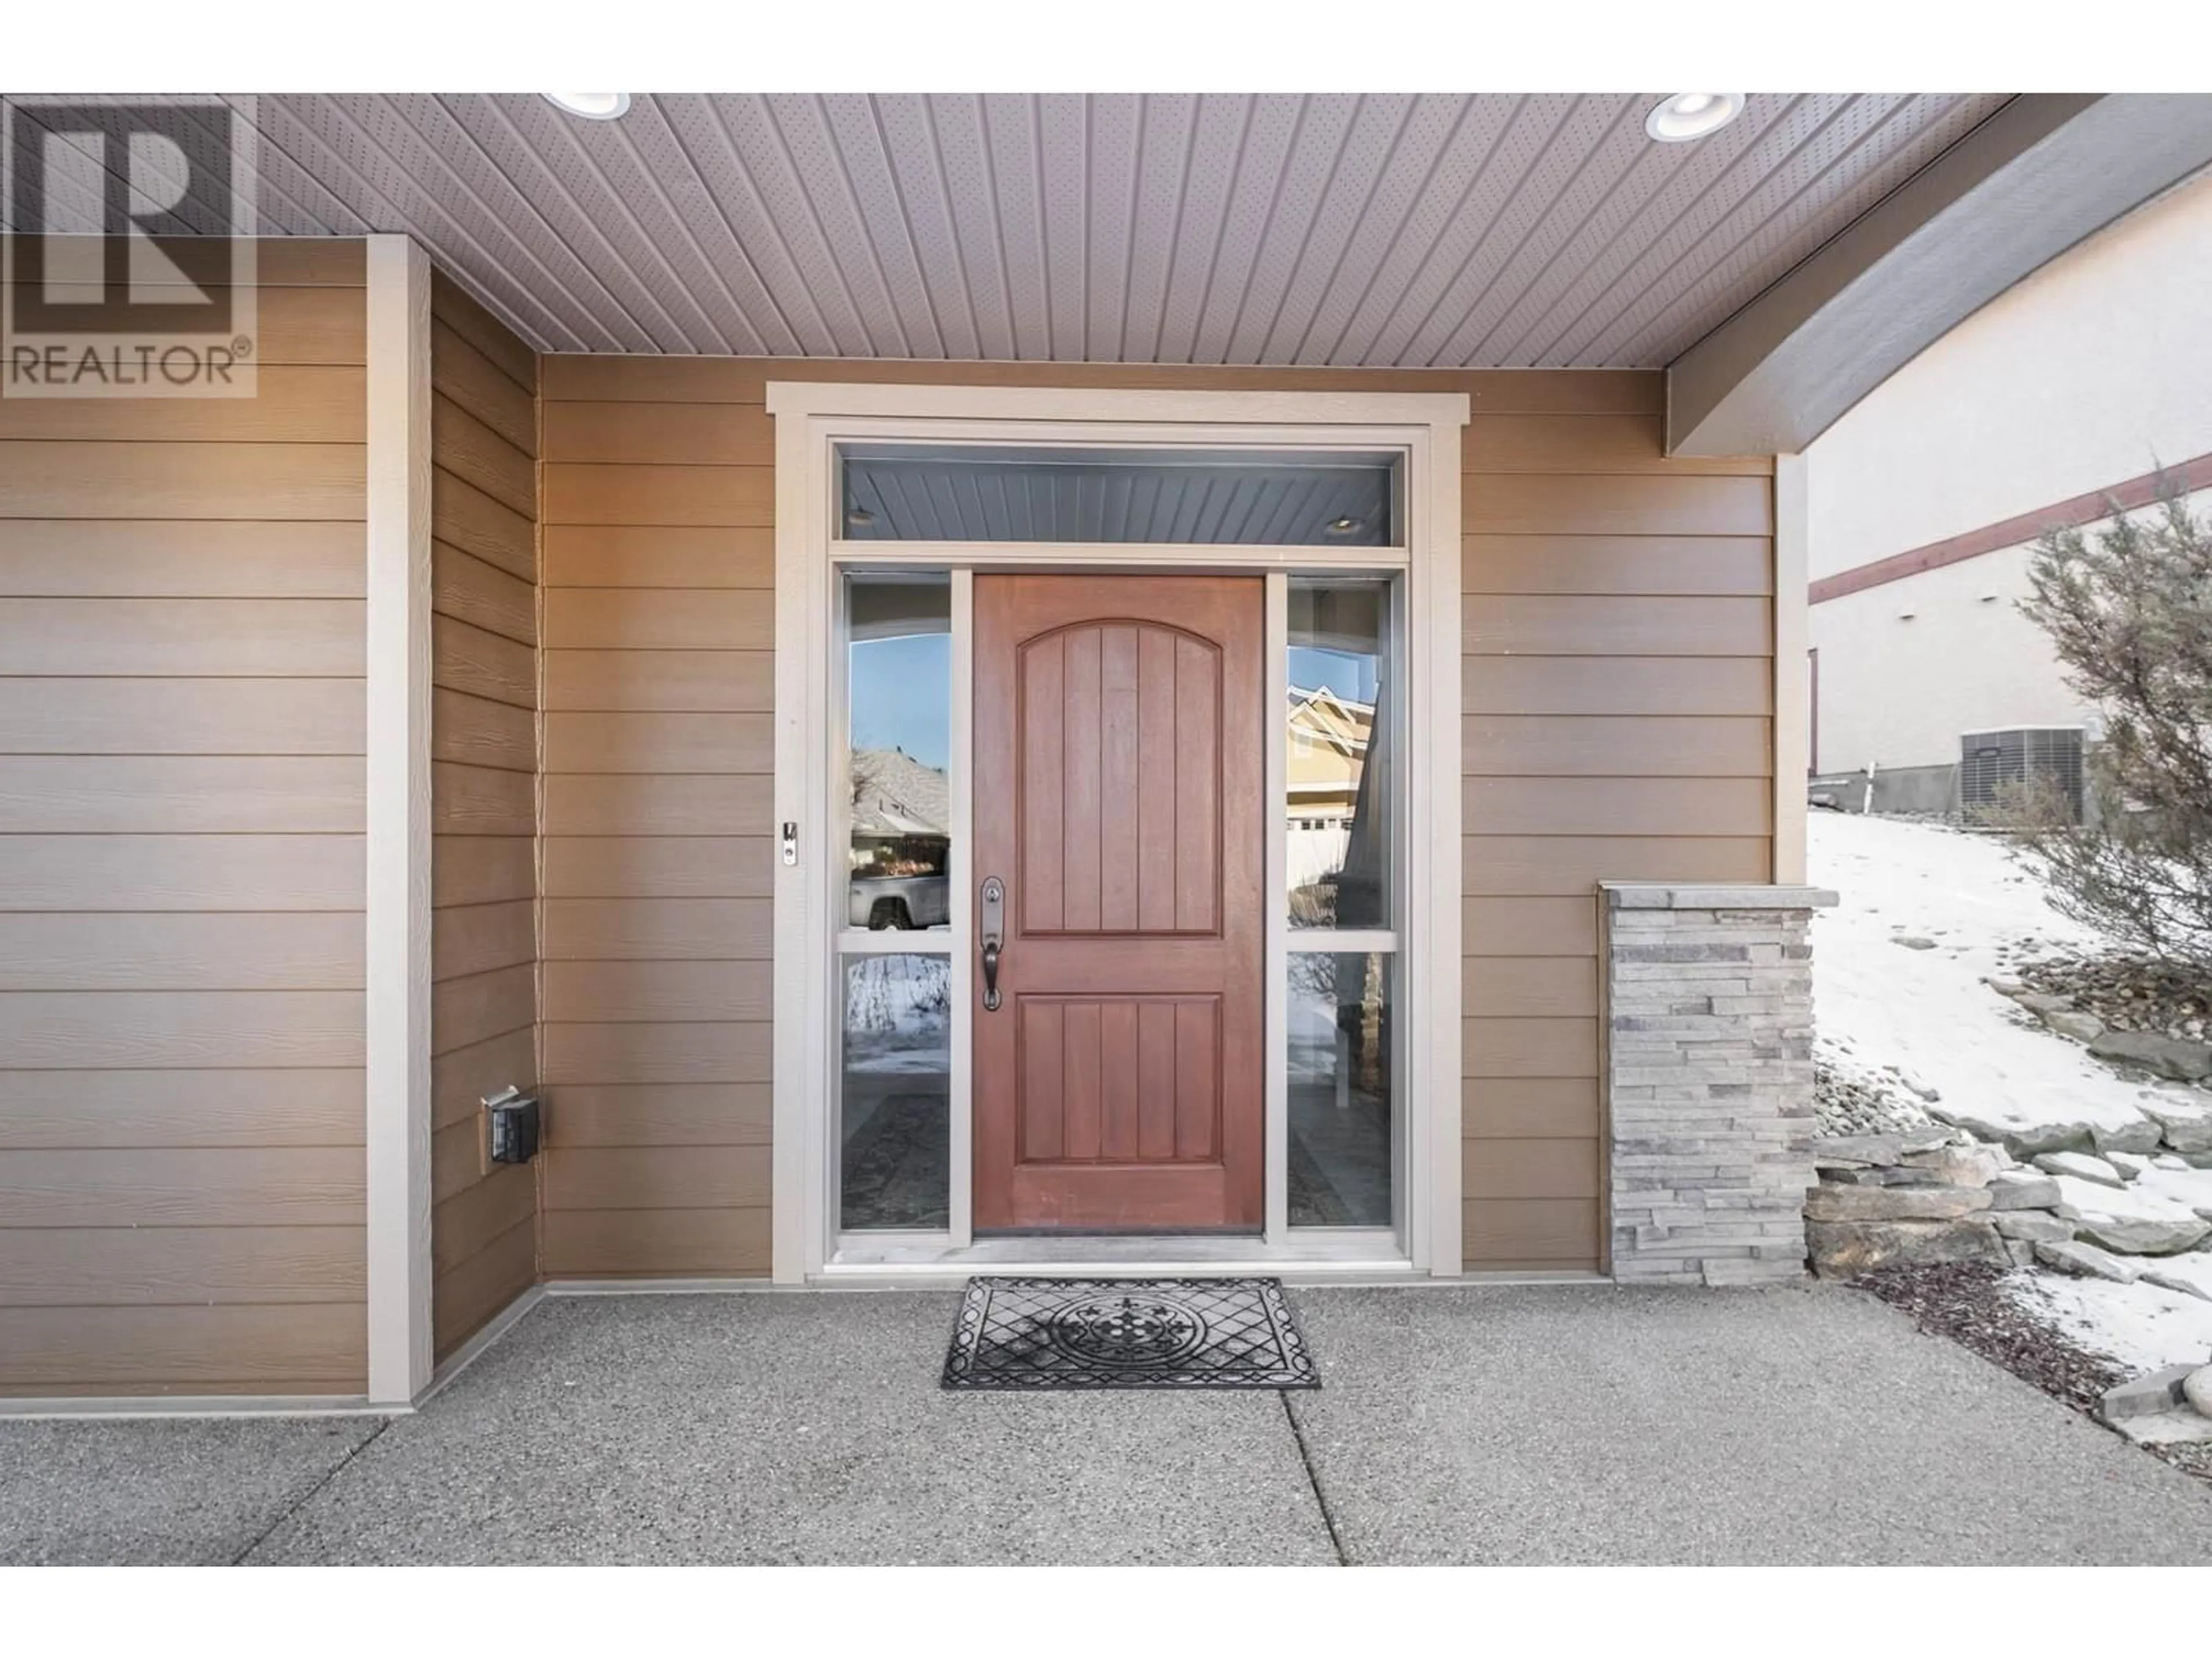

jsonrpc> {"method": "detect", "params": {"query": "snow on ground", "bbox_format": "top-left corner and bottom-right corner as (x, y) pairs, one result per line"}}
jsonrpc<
(1809, 812), (2164, 1147)
(1810, 812), (2212, 1374)
(2138, 1162), (2212, 1221)
(2007, 1275), (2212, 1374)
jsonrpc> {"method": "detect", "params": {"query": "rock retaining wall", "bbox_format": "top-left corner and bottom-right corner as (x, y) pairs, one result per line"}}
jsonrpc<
(1602, 882), (1836, 1287)
(1805, 1130), (2212, 1291)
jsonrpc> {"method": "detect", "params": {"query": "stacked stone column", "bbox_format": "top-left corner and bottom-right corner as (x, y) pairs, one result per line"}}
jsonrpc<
(1600, 882), (1838, 1287)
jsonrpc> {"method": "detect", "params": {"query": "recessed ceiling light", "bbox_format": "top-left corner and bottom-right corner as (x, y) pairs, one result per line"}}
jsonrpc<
(544, 93), (631, 121)
(1645, 93), (1745, 143)
(1326, 516), (1363, 534)
(846, 507), (876, 528)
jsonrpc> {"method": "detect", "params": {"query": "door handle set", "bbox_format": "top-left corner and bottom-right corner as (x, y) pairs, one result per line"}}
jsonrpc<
(979, 876), (1005, 1012)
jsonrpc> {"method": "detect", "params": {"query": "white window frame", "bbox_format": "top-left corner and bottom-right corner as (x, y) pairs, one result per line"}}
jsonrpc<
(768, 383), (1467, 1285)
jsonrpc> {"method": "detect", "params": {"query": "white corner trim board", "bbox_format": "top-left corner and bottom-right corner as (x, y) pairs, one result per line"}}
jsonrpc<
(364, 234), (435, 1409)
(1773, 454), (1810, 885)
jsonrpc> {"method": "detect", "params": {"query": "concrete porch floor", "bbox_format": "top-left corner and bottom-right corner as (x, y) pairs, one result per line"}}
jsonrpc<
(6, 1283), (2211, 1566)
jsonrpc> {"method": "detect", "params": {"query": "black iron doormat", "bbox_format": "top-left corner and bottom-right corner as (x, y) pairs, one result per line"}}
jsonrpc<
(941, 1276), (1319, 1391)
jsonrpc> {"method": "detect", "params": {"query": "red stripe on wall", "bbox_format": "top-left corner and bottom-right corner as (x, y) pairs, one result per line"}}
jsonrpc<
(1809, 449), (2212, 604)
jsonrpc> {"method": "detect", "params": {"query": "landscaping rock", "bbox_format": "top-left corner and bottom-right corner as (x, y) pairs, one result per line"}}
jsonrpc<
(1897, 1142), (2011, 1187)
(1807, 1217), (2006, 1278)
(2035, 1150), (2129, 1188)
(2033, 1239), (2142, 1283)
(2140, 1096), (2212, 1154)
(1924, 1104), (2100, 1158)
(2043, 1009), (2107, 1043)
(2051, 1173), (2212, 1256)
(1990, 1210), (2074, 1243)
(1818, 1167), (1897, 1186)
(1808, 1133), (1902, 1169)
(2088, 1029), (2212, 1082)
(2103, 1408), (2212, 1446)
(1899, 1126), (1960, 1153)
(1877, 1166), (1947, 1186)
(1986, 1173), (2063, 1210)
(2140, 1259), (2212, 1302)
(1983, 976), (2027, 997)
(2014, 991), (2075, 1014)
(1892, 936), (1938, 951)
(1813, 1060), (1933, 1137)
(2154, 1154), (2191, 1172)
(2088, 1113), (2167, 1156)
(2075, 1215), (2212, 1256)
(1850, 1165), (1955, 1187)
(2014, 953), (2212, 1058)
(2099, 1363), (2196, 1421)
(2186, 1367), (2212, 1418)
(1804, 1183), (1992, 1222)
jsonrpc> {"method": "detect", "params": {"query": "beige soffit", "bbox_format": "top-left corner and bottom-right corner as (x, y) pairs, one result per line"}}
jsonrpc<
(1668, 94), (2212, 456)
(9, 92), (2003, 366)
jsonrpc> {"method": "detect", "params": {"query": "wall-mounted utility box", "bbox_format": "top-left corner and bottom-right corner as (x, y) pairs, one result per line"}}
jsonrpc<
(482, 1085), (541, 1167)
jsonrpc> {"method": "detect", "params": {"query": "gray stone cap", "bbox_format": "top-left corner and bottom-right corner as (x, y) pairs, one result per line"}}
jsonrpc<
(1600, 881), (1840, 911)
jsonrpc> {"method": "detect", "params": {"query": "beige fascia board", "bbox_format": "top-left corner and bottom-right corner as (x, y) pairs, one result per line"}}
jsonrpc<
(1667, 94), (2212, 457)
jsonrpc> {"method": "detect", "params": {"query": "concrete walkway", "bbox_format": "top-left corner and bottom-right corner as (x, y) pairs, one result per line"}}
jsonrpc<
(6, 1283), (2210, 1565)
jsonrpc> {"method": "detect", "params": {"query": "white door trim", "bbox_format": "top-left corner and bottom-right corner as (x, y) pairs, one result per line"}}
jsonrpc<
(767, 382), (1467, 1283)
(363, 234), (434, 1406)
(1773, 454), (1810, 884)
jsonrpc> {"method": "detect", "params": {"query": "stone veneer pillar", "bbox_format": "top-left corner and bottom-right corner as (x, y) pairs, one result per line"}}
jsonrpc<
(1600, 882), (1839, 1287)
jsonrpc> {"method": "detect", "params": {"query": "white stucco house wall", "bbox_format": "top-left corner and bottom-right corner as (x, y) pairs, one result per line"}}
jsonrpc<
(1805, 164), (2212, 812)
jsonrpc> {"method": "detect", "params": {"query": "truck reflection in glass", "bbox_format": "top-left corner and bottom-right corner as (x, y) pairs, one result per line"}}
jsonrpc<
(850, 746), (951, 930)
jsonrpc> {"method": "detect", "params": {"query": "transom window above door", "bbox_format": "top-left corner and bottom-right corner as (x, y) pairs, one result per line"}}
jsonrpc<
(836, 443), (1402, 547)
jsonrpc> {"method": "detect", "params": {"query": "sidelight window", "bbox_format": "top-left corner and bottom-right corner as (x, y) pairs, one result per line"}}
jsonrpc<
(838, 571), (958, 1232)
(1283, 574), (1400, 1230)
(844, 573), (952, 933)
(838, 954), (951, 1230)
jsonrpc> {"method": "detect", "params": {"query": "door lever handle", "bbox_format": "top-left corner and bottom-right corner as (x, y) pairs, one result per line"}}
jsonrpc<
(980, 876), (1005, 1012)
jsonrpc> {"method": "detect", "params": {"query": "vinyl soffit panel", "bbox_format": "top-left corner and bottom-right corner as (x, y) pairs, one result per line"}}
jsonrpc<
(3, 92), (2012, 368)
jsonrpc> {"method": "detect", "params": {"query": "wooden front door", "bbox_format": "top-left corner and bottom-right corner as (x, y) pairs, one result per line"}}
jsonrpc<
(972, 574), (1265, 1232)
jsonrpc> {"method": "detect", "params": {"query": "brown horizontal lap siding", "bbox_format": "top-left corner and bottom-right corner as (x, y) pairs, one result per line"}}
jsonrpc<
(428, 272), (542, 1361)
(0, 238), (369, 1397)
(536, 357), (1773, 1279)
(538, 361), (775, 1281)
(1460, 393), (1774, 1273)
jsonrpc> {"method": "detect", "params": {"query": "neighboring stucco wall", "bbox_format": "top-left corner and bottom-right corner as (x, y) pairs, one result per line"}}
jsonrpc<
(1806, 169), (2212, 776)
(1811, 543), (2099, 777)
(536, 357), (1777, 1277)
(0, 240), (369, 1396)
(1808, 168), (2212, 580)
(427, 272), (541, 1361)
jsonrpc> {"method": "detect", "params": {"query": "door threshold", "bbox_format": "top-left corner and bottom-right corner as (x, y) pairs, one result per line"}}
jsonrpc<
(825, 1229), (1411, 1277)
